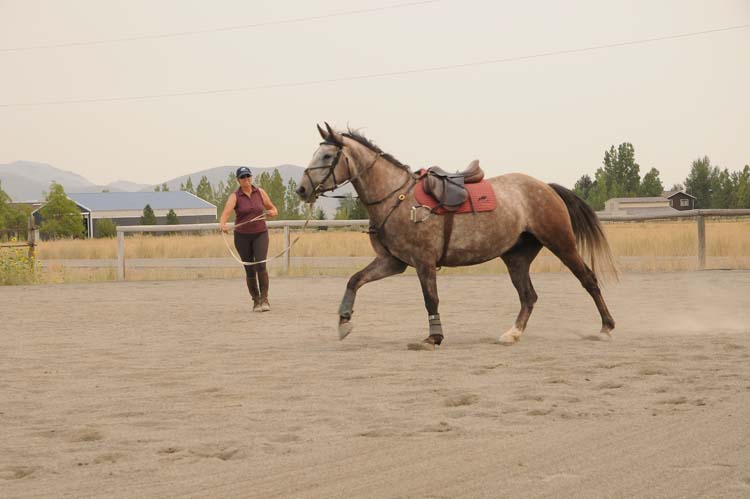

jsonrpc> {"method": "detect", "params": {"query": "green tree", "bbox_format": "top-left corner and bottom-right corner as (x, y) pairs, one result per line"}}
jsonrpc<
(603, 143), (641, 196)
(95, 219), (117, 238)
(257, 169), (286, 213)
(213, 171), (238, 218)
(314, 206), (326, 220)
(584, 143), (642, 210)
(684, 156), (716, 208)
(735, 165), (750, 208)
(38, 182), (85, 239)
(166, 209), (179, 225)
(573, 174), (594, 201)
(335, 193), (368, 220)
(283, 178), (302, 219)
(710, 168), (734, 209)
(1, 181), (31, 236)
(267, 169), (286, 211)
(181, 177), (195, 195)
(140, 204), (157, 225)
(257, 171), (271, 192)
(0, 180), (11, 230)
(2, 204), (29, 236)
(638, 168), (664, 197)
(195, 175), (214, 204)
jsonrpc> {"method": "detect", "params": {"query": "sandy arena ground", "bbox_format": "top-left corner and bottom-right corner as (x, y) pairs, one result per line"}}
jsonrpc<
(2, 270), (750, 498)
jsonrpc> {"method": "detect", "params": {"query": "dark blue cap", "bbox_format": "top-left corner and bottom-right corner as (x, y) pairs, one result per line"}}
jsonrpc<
(236, 167), (252, 178)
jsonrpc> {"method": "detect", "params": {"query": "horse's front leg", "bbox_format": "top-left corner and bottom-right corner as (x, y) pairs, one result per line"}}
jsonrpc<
(338, 255), (407, 340)
(408, 263), (443, 350)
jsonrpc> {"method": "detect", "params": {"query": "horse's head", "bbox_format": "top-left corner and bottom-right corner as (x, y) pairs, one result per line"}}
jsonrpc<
(296, 123), (349, 202)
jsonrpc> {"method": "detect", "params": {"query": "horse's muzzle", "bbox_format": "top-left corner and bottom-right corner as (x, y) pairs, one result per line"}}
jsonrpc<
(296, 184), (316, 202)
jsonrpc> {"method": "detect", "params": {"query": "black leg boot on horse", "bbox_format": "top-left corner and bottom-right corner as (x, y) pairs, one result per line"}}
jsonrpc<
(407, 263), (444, 351)
(246, 274), (262, 312)
(258, 270), (271, 312)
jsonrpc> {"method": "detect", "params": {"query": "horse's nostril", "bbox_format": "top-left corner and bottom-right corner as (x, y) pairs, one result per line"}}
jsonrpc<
(296, 186), (306, 195)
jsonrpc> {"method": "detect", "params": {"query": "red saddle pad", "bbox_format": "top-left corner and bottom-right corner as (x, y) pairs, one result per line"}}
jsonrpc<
(414, 172), (497, 214)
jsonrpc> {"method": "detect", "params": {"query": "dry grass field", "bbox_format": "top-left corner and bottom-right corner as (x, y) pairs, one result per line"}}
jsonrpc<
(29, 219), (750, 283)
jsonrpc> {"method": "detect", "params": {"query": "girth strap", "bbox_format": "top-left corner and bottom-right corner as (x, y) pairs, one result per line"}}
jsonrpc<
(438, 212), (454, 267)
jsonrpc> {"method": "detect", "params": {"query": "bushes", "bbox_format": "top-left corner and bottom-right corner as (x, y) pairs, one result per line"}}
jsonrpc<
(0, 242), (41, 285)
(95, 219), (117, 238)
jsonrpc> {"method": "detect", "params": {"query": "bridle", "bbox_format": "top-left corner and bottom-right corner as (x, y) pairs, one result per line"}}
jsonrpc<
(303, 138), (418, 238)
(304, 140), (414, 207)
(302, 141), (346, 197)
(303, 140), (385, 202)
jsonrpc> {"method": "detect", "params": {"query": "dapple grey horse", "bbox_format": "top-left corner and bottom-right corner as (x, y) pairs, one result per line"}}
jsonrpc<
(297, 124), (616, 349)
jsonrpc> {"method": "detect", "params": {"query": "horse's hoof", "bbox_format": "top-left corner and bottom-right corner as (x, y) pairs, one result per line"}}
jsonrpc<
(498, 327), (521, 345)
(338, 321), (353, 340)
(407, 341), (435, 351)
(407, 336), (439, 351)
(600, 325), (614, 337)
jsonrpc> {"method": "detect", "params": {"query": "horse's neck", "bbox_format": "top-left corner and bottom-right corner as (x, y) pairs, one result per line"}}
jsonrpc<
(348, 150), (410, 220)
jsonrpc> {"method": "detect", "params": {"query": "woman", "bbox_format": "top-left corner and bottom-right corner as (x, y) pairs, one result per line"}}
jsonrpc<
(220, 167), (278, 312)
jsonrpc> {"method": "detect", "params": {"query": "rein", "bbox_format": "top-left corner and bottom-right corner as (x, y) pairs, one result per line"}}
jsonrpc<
(221, 210), (314, 267)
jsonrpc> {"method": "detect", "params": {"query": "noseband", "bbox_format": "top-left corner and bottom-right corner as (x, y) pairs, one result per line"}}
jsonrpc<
(303, 141), (345, 196)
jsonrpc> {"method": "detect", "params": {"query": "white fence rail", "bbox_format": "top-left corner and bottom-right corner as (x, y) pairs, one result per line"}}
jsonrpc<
(116, 220), (369, 281)
(115, 210), (750, 281)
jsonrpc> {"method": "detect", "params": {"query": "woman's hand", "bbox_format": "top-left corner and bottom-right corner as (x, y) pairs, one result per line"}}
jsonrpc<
(220, 222), (229, 233)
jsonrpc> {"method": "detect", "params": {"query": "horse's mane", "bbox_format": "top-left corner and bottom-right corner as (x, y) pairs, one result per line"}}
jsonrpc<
(342, 129), (411, 173)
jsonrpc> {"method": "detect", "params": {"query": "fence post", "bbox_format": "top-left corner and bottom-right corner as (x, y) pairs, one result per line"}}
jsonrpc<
(283, 225), (290, 275)
(696, 215), (706, 270)
(117, 230), (125, 281)
(27, 217), (36, 261)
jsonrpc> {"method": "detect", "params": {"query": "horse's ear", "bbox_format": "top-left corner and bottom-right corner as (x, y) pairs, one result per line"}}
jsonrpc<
(324, 122), (342, 145)
(317, 124), (327, 140)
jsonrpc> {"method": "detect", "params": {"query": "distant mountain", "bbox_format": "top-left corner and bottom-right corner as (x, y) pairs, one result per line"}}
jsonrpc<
(0, 161), (100, 201)
(150, 164), (307, 192)
(106, 180), (150, 192)
(151, 164), (353, 216)
(0, 160), (352, 217)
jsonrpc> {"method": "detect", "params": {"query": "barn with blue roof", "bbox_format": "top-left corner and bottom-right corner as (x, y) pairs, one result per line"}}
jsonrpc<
(33, 191), (216, 238)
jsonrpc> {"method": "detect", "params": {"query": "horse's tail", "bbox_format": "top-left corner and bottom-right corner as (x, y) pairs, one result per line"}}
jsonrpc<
(548, 183), (619, 284)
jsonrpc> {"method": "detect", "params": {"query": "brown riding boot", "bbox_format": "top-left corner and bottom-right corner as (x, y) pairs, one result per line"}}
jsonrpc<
(258, 270), (271, 312)
(246, 275), (262, 312)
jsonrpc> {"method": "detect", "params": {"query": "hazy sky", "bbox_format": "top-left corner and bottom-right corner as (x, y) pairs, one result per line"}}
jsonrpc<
(1, 0), (748, 189)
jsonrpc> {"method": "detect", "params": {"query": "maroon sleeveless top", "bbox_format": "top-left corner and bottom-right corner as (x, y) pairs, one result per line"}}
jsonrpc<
(234, 186), (267, 234)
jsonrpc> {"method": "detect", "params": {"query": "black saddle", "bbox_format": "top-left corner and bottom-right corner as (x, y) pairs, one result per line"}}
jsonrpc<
(423, 160), (484, 210)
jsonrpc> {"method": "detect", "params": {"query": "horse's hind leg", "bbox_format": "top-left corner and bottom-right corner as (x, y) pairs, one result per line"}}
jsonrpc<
(338, 255), (407, 340)
(545, 237), (615, 336)
(499, 233), (543, 345)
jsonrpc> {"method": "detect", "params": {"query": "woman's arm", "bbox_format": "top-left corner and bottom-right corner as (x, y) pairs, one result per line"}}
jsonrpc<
(219, 193), (237, 232)
(259, 188), (279, 218)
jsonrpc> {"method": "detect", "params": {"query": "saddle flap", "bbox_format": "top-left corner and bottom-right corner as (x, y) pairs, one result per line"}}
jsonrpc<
(423, 173), (467, 208)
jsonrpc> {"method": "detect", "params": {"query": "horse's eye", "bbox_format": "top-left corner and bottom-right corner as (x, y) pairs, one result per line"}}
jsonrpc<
(323, 154), (332, 160)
